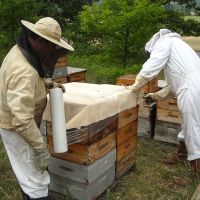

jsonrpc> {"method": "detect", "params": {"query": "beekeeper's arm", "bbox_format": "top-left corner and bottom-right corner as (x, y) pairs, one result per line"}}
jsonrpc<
(7, 72), (50, 172)
(127, 38), (172, 94)
(126, 74), (149, 95)
(145, 85), (174, 101)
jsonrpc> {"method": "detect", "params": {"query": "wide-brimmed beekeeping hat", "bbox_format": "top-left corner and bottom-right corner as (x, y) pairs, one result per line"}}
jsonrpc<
(21, 17), (74, 51)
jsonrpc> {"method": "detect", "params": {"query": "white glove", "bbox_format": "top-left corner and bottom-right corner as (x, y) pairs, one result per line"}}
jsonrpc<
(144, 85), (174, 101)
(125, 74), (148, 93)
(44, 78), (65, 93)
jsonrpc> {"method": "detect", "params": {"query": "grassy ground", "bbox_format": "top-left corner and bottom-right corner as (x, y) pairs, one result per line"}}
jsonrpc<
(0, 136), (199, 200)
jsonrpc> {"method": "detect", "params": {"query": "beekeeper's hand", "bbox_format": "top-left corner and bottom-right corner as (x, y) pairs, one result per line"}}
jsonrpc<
(52, 82), (66, 93)
(124, 75), (149, 100)
(145, 86), (174, 101)
(44, 78), (65, 93)
(125, 74), (148, 93)
(144, 93), (156, 104)
(37, 147), (51, 172)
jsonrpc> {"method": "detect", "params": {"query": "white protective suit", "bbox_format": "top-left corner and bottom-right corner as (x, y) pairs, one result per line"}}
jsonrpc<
(140, 29), (200, 161)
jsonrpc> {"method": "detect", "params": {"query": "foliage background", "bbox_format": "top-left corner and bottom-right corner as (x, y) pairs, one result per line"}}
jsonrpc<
(1, 0), (200, 77)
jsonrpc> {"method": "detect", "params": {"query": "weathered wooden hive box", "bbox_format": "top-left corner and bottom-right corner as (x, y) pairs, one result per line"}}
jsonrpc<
(55, 55), (68, 68)
(154, 80), (182, 144)
(52, 66), (87, 84)
(116, 74), (157, 139)
(43, 82), (138, 200)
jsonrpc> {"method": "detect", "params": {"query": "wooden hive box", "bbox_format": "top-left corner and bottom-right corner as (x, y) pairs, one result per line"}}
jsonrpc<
(154, 96), (182, 144)
(116, 74), (158, 94)
(52, 66), (87, 84)
(116, 106), (138, 178)
(50, 165), (115, 200)
(46, 116), (117, 165)
(47, 132), (116, 165)
(156, 98), (182, 124)
(154, 120), (181, 144)
(46, 115), (117, 145)
(49, 149), (116, 200)
(55, 55), (68, 68)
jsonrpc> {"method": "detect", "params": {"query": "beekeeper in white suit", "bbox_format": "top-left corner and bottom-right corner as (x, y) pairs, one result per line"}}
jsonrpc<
(127, 29), (200, 178)
(0, 17), (74, 199)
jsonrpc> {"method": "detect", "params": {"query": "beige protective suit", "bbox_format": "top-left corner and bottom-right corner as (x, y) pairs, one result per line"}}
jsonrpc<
(0, 45), (50, 198)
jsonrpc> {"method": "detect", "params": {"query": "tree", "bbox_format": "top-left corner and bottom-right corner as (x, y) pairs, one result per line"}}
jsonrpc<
(0, 0), (56, 62)
(80, 0), (167, 66)
(79, 0), (200, 66)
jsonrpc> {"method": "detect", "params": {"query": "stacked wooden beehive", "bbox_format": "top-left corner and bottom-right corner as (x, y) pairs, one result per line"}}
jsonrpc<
(43, 83), (138, 200)
(154, 81), (182, 144)
(116, 74), (157, 138)
(52, 55), (87, 84)
(116, 106), (138, 178)
(47, 116), (117, 200)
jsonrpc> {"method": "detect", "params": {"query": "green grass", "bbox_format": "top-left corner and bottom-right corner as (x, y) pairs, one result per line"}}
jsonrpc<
(100, 138), (199, 200)
(68, 54), (142, 84)
(0, 137), (199, 200)
(0, 138), (22, 200)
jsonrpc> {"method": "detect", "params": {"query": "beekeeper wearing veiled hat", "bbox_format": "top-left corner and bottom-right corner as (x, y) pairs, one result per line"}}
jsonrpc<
(126, 29), (200, 179)
(0, 17), (74, 199)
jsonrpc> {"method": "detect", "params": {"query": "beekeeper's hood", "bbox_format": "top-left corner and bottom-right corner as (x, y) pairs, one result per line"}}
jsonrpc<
(145, 29), (181, 53)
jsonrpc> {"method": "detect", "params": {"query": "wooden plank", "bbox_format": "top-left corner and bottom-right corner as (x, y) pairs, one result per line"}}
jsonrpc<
(117, 121), (137, 146)
(87, 115), (117, 144)
(154, 120), (181, 144)
(157, 108), (182, 124)
(116, 74), (158, 93)
(116, 135), (137, 161)
(118, 106), (138, 129)
(116, 150), (136, 179)
(48, 132), (116, 165)
(157, 98), (179, 111)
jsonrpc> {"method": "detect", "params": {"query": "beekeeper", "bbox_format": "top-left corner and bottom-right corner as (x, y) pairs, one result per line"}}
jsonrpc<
(127, 29), (200, 177)
(0, 17), (74, 199)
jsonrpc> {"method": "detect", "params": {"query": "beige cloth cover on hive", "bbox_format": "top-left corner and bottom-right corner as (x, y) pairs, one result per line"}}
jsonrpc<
(43, 82), (137, 129)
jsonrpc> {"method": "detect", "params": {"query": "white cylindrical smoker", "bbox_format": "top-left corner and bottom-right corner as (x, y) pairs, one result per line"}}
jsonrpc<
(49, 87), (68, 153)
